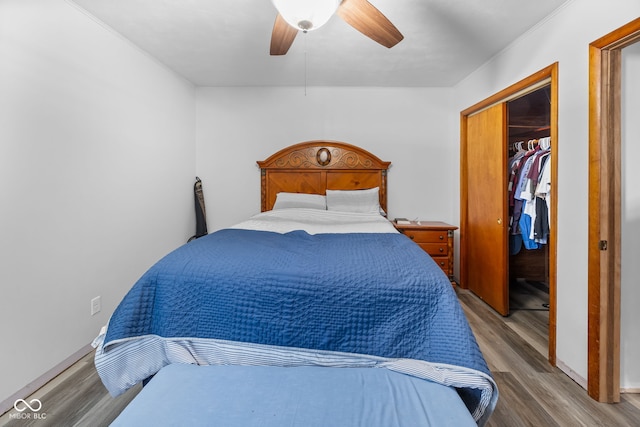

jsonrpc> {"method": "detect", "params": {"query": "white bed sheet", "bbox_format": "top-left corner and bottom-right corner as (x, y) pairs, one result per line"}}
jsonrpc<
(230, 208), (398, 235)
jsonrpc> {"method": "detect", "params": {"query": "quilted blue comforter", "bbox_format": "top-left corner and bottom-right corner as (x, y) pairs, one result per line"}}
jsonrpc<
(100, 229), (496, 423)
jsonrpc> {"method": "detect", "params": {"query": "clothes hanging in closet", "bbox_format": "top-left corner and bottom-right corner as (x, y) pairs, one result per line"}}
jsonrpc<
(508, 137), (551, 255)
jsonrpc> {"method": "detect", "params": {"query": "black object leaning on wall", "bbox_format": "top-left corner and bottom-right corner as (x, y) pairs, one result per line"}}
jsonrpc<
(188, 177), (207, 242)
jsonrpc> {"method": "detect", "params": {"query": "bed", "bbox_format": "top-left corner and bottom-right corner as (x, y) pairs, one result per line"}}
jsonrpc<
(95, 141), (498, 426)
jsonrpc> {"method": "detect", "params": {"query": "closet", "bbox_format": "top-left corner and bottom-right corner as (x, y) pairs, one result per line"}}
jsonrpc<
(460, 63), (558, 364)
(507, 86), (551, 312)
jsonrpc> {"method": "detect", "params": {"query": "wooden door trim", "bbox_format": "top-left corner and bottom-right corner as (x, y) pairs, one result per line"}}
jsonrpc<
(460, 63), (558, 365)
(588, 17), (640, 403)
(460, 65), (555, 116)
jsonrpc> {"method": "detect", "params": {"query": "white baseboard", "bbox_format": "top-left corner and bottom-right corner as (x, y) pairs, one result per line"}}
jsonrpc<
(0, 344), (93, 416)
(556, 360), (640, 395)
(556, 358), (588, 390)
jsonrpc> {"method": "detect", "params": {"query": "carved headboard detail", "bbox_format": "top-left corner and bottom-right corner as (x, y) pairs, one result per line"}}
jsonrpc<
(257, 141), (391, 212)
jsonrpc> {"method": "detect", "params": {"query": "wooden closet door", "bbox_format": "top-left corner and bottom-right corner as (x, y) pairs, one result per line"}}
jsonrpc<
(463, 103), (509, 315)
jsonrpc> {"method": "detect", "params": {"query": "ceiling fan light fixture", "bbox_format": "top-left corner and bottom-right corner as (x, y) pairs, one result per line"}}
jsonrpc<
(271, 0), (341, 32)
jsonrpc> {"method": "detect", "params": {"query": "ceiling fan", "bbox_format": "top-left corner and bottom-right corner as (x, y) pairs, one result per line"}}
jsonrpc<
(270, 0), (404, 55)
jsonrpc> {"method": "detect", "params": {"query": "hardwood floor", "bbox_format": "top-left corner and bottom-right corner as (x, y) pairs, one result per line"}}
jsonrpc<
(457, 288), (640, 427)
(0, 354), (141, 427)
(1, 289), (638, 426)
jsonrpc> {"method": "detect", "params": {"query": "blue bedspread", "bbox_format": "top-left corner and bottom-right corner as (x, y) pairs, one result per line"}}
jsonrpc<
(100, 229), (496, 423)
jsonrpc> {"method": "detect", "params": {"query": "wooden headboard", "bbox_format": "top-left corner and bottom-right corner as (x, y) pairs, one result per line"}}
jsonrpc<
(257, 141), (391, 212)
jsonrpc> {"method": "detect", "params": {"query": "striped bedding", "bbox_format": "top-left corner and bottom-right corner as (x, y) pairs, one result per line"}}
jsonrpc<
(94, 209), (497, 425)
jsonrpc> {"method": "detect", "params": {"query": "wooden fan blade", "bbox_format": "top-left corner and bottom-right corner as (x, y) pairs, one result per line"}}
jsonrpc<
(336, 0), (403, 48)
(270, 14), (298, 55)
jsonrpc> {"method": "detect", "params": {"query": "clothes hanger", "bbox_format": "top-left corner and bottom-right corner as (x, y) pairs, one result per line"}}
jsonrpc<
(535, 137), (547, 150)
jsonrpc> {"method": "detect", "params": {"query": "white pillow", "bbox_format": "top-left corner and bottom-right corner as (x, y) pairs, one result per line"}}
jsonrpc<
(273, 192), (327, 210)
(325, 187), (382, 214)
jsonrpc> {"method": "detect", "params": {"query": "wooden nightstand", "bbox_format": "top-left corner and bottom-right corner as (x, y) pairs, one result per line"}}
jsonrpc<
(393, 221), (458, 283)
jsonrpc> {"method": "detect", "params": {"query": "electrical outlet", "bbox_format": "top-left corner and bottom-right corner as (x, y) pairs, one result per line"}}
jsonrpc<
(91, 296), (101, 316)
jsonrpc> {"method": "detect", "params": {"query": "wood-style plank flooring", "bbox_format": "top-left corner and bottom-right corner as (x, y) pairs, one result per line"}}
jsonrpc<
(458, 287), (640, 427)
(1, 288), (638, 426)
(0, 354), (141, 427)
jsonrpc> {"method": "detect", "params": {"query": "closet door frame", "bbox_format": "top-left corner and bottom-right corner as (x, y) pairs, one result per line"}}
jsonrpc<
(460, 63), (558, 365)
(588, 17), (640, 403)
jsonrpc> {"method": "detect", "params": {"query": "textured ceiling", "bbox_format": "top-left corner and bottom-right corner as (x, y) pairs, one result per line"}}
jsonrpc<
(68, 0), (569, 87)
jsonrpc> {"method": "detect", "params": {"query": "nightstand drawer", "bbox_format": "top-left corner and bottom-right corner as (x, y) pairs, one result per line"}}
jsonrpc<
(432, 257), (449, 272)
(393, 220), (458, 284)
(402, 229), (448, 243)
(417, 243), (449, 256)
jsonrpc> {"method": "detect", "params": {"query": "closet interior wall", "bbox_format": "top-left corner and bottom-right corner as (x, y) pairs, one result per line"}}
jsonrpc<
(507, 86), (551, 288)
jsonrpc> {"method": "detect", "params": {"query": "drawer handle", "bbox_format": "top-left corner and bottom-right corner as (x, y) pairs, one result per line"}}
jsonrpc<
(439, 261), (445, 266)
(439, 235), (444, 240)
(439, 247), (444, 252)
(409, 235), (414, 240)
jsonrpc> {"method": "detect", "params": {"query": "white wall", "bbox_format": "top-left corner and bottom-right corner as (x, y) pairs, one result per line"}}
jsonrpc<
(3, 0), (637, 407)
(621, 41), (640, 390)
(452, 0), (640, 386)
(0, 0), (196, 405)
(196, 86), (456, 230)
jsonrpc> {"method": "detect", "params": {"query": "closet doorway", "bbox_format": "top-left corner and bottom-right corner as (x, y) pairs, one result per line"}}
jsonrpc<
(507, 86), (552, 319)
(460, 63), (558, 365)
(588, 17), (640, 403)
